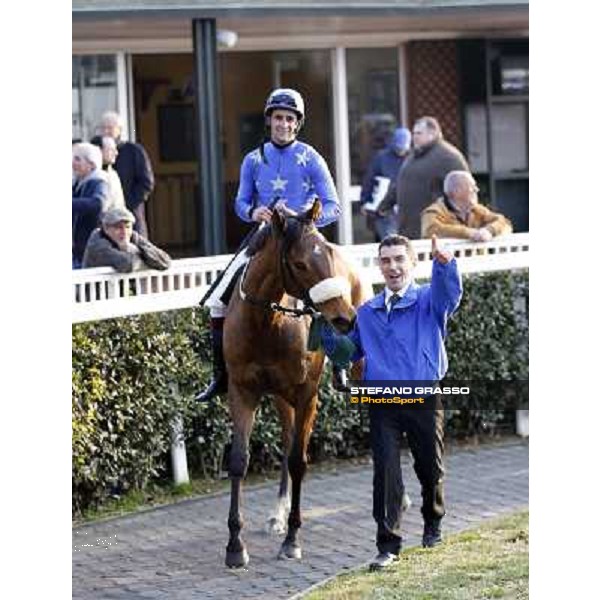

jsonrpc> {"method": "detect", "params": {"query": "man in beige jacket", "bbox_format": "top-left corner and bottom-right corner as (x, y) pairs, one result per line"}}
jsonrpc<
(421, 171), (512, 241)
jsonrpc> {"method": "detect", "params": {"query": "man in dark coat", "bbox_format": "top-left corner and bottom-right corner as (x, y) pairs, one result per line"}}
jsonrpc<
(82, 207), (171, 272)
(380, 116), (469, 240)
(99, 111), (155, 238)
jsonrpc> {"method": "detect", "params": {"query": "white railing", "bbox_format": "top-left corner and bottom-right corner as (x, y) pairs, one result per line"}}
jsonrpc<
(72, 233), (529, 324)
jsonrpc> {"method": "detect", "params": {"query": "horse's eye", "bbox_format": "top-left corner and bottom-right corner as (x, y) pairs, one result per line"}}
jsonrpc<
(294, 262), (307, 271)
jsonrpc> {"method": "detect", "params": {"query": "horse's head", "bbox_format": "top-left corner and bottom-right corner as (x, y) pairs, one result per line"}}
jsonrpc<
(271, 200), (356, 334)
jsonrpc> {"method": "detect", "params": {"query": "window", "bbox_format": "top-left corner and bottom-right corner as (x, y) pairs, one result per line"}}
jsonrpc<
(72, 55), (119, 142)
(346, 48), (400, 187)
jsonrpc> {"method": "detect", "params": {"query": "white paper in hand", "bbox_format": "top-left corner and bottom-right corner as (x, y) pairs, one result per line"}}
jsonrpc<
(363, 176), (391, 212)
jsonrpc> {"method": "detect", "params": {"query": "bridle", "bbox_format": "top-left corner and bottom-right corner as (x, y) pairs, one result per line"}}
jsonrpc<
(239, 219), (347, 319)
(238, 257), (319, 318)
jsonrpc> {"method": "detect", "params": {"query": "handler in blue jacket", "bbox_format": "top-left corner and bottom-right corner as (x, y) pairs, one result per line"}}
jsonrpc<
(197, 88), (340, 402)
(321, 233), (462, 570)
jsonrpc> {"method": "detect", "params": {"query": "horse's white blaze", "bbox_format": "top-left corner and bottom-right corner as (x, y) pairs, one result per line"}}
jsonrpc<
(313, 244), (323, 255)
(308, 276), (351, 304)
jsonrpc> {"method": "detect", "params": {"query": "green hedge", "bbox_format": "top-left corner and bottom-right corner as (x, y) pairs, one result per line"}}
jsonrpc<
(72, 269), (528, 515)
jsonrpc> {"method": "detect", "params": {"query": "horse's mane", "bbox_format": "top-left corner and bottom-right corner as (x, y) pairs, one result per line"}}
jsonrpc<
(246, 215), (312, 257)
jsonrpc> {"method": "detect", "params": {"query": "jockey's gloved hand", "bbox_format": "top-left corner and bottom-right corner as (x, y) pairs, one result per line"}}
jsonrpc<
(320, 321), (356, 370)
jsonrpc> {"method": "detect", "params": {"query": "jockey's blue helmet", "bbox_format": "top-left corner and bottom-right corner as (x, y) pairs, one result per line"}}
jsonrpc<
(264, 88), (305, 123)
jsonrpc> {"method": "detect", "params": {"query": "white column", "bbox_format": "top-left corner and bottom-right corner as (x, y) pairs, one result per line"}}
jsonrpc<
(331, 47), (353, 245)
(116, 52), (131, 141)
(398, 43), (410, 127)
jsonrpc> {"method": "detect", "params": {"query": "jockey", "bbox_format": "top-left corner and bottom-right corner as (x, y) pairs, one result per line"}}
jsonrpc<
(196, 88), (341, 402)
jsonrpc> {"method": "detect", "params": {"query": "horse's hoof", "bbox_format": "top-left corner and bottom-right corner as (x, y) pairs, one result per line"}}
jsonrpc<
(278, 542), (302, 560)
(225, 548), (249, 568)
(266, 517), (286, 536)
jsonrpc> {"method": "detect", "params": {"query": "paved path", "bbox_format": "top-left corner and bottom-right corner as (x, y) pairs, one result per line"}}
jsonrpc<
(73, 440), (528, 599)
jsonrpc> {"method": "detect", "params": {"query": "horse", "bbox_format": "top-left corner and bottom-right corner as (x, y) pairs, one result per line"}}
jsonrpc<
(221, 200), (370, 568)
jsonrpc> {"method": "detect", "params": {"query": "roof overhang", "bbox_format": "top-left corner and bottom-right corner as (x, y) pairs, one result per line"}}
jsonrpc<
(73, 1), (528, 53)
(73, 0), (528, 19)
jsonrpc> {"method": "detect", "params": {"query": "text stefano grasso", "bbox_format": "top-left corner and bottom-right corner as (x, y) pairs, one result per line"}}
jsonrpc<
(349, 386), (470, 396)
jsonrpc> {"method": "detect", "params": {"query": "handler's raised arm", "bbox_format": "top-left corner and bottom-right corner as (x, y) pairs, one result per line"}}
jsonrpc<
(430, 234), (462, 324)
(431, 234), (453, 265)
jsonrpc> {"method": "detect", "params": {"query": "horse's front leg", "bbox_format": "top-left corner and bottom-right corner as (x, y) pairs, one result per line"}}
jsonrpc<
(226, 387), (257, 568)
(279, 392), (318, 560)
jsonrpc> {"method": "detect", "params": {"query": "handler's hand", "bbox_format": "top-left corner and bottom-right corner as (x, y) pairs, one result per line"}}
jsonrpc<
(252, 206), (273, 223)
(431, 234), (453, 265)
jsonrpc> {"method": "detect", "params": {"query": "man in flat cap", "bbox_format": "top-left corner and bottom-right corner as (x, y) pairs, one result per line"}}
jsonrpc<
(82, 207), (171, 272)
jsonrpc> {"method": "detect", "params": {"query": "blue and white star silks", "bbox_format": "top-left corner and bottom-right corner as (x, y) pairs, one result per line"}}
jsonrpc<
(235, 140), (340, 228)
(295, 148), (310, 167)
(270, 174), (288, 192)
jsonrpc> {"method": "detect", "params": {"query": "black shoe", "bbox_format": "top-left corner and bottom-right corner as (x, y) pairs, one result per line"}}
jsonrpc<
(422, 519), (443, 548)
(332, 366), (351, 393)
(369, 551), (400, 571)
(195, 319), (228, 403)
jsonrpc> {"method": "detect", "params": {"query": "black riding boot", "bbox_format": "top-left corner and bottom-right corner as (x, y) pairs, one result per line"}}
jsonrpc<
(332, 365), (351, 393)
(195, 318), (228, 403)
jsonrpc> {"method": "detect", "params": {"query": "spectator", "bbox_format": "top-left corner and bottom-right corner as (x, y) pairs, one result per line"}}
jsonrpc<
(360, 127), (412, 241)
(319, 234), (462, 570)
(83, 207), (171, 272)
(90, 135), (126, 211)
(99, 111), (154, 238)
(72, 142), (109, 269)
(421, 171), (513, 241)
(380, 116), (469, 239)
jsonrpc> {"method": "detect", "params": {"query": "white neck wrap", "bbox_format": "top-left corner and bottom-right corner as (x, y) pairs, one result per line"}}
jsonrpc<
(308, 276), (351, 305)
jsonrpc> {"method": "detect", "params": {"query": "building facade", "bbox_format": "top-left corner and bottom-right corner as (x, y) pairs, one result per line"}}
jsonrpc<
(73, 0), (529, 256)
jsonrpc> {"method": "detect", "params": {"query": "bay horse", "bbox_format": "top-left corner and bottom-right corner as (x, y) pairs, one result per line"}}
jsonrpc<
(222, 200), (369, 568)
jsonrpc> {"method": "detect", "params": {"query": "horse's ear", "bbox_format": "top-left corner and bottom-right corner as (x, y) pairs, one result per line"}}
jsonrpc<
(271, 206), (287, 238)
(308, 199), (322, 223)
